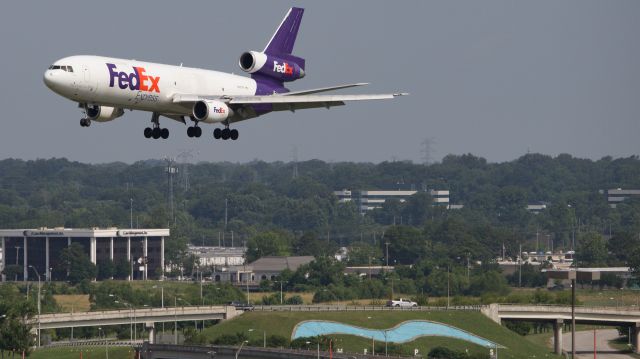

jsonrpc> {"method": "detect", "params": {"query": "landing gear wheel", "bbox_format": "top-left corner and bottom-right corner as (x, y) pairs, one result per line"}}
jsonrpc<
(144, 127), (152, 138)
(80, 118), (91, 127)
(221, 128), (231, 140)
(187, 127), (194, 138)
(195, 126), (202, 137)
(161, 128), (169, 139)
(152, 127), (161, 139)
(213, 128), (222, 139)
(230, 129), (239, 140)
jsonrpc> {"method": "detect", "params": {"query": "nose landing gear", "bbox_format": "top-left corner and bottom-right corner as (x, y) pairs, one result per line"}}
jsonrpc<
(80, 118), (91, 127)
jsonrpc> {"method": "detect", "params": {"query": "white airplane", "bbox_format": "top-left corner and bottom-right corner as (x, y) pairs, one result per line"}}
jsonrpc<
(43, 7), (405, 140)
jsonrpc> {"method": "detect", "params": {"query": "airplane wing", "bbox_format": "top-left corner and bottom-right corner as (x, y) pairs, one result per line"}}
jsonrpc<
(280, 83), (369, 96)
(228, 93), (405, 104)
(171, 92), (407, 122)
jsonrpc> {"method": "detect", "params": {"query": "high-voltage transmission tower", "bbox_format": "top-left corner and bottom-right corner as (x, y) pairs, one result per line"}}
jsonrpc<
(176, 149), (198, 192)
(164, 157), (178, 225)
(421, 137), (436, 165)
(292, 146), (299, 179)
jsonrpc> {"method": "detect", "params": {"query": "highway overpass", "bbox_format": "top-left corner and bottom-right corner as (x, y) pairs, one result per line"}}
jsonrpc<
(33, 306), (241, 343)
(482, 303), (640, 354)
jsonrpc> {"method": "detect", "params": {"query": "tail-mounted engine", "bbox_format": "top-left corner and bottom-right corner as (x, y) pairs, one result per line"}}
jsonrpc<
(239, 51), (305, 82)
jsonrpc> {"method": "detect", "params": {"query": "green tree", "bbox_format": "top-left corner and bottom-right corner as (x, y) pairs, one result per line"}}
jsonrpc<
(59, 243), (97, 284)
(246, 231), (293, 262)
(577, 232), (608, 267)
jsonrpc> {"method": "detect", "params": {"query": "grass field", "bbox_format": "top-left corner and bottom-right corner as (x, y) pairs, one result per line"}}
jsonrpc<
(29, 346), (133, 359)
(201, 310), (562, 359)
(53, 295), (91, 313)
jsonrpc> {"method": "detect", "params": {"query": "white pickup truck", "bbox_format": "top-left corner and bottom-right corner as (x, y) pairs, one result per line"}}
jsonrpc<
(386, 298), (418, 307)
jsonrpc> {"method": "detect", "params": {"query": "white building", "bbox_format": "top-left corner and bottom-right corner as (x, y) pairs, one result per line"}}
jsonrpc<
(606, 189), (640, 208)
(334, 189), (451, 213)
(187, 245), (246, 267)
(0, 227), (169, 281)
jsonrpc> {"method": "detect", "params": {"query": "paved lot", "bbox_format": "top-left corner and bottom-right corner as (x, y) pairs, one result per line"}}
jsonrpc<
(562, 329), (633, 359)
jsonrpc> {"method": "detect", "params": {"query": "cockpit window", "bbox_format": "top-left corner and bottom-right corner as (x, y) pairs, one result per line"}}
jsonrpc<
(48, 65), (73, 72)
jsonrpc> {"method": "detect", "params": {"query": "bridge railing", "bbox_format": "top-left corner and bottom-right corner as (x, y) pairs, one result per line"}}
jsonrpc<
(253, 304), (483, 312)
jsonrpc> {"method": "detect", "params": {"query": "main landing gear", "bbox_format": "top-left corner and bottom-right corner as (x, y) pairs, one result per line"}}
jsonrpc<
(213, 127), (239, 141)
(144, 113), (169, 139)
(187, 123), (202, 138)
(80, 118), (91, 127)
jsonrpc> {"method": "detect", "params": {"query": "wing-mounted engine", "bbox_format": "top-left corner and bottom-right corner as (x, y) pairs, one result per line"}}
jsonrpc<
(85, 105), (124, 122)
(239, 51), (305, 82)
(192, 100), (233, 123)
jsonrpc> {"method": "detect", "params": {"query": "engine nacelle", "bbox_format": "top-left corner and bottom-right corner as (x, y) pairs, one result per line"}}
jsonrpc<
(192, 100), (232, 123)
(239, 51), (305, 82)
(85, 105), (124, 122)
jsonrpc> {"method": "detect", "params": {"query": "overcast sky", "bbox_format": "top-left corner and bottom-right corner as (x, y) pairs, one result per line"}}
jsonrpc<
(0, 1), (638, 164)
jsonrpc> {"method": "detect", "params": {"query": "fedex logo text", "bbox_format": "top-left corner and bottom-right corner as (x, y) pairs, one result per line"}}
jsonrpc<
(107, 63), (160, 93)
(213, 107), (225, 114)
(272, 61), (293, 75)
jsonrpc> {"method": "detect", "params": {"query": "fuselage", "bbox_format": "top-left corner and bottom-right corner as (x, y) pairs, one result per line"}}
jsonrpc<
(43, 55), (257, 117)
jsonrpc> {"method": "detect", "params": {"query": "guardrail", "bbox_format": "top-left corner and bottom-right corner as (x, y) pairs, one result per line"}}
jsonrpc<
(252, 304), (483, 312)
(44, 339), (143, 348)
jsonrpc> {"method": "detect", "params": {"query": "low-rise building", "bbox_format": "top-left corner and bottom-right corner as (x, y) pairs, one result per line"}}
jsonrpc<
(211, 256), (314, 285)
(334, 189), (452, 213)
(187, 245), (246, 267)
(606, 188), (640, 208)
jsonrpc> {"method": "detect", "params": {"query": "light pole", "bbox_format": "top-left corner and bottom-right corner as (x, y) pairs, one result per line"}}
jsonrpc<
(235, 340), (248, 359)
(130, 198), (133, 228)
(152, 285), (164, 308)
(152, 284), (165, 333)
(249, 328), (266, 348)
(111, 295), (133, 343)
(274, 280), (283, 304)
(98, 327), (109, 359)
(28, 265), (41, 347)
(385, 242), (390, 267)
(14, 246), (20, 281)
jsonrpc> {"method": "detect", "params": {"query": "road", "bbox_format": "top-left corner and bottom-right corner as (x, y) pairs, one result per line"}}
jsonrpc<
(562, 329), (633, 359)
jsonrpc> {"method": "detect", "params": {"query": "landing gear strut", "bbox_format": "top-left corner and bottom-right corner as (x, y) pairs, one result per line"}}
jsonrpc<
(213, 125), (238, 141)
(80, 118), (91, 127)
(144, 113), (169, 139)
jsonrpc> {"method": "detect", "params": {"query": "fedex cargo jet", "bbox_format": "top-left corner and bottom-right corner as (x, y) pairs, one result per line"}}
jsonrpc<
(44, 8), (405, 140)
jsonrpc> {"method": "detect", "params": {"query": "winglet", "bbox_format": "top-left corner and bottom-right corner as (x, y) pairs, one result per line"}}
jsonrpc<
(263, 7), (304, 55)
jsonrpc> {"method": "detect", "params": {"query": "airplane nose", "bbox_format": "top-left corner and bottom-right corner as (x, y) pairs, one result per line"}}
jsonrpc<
(43, 70), (63, 89)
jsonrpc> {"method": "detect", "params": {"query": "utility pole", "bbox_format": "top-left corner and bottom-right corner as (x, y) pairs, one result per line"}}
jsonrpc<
(385, 242), (390, 267)
(446, 265), (450, 308)
(292, 146), (299, 179)
(165, 157), (178, 225)
(224, 198), (228, 229)
(130, 198), (133, 228)
(518, 243), (522, 288)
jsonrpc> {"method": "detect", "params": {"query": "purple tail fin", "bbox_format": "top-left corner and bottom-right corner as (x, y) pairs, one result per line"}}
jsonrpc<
(264, 7), (304, 56)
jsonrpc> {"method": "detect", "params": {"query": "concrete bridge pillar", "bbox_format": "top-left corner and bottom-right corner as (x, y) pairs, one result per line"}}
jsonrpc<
(553, 319), (563, 355)
(146, 322), (155, 344)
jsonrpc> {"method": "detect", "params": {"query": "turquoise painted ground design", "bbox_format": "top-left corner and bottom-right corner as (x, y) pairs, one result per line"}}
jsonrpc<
(292, 320), (499, 348)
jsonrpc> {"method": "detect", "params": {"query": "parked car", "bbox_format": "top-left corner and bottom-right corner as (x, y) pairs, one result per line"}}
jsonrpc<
(386, 298), (418, 307)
